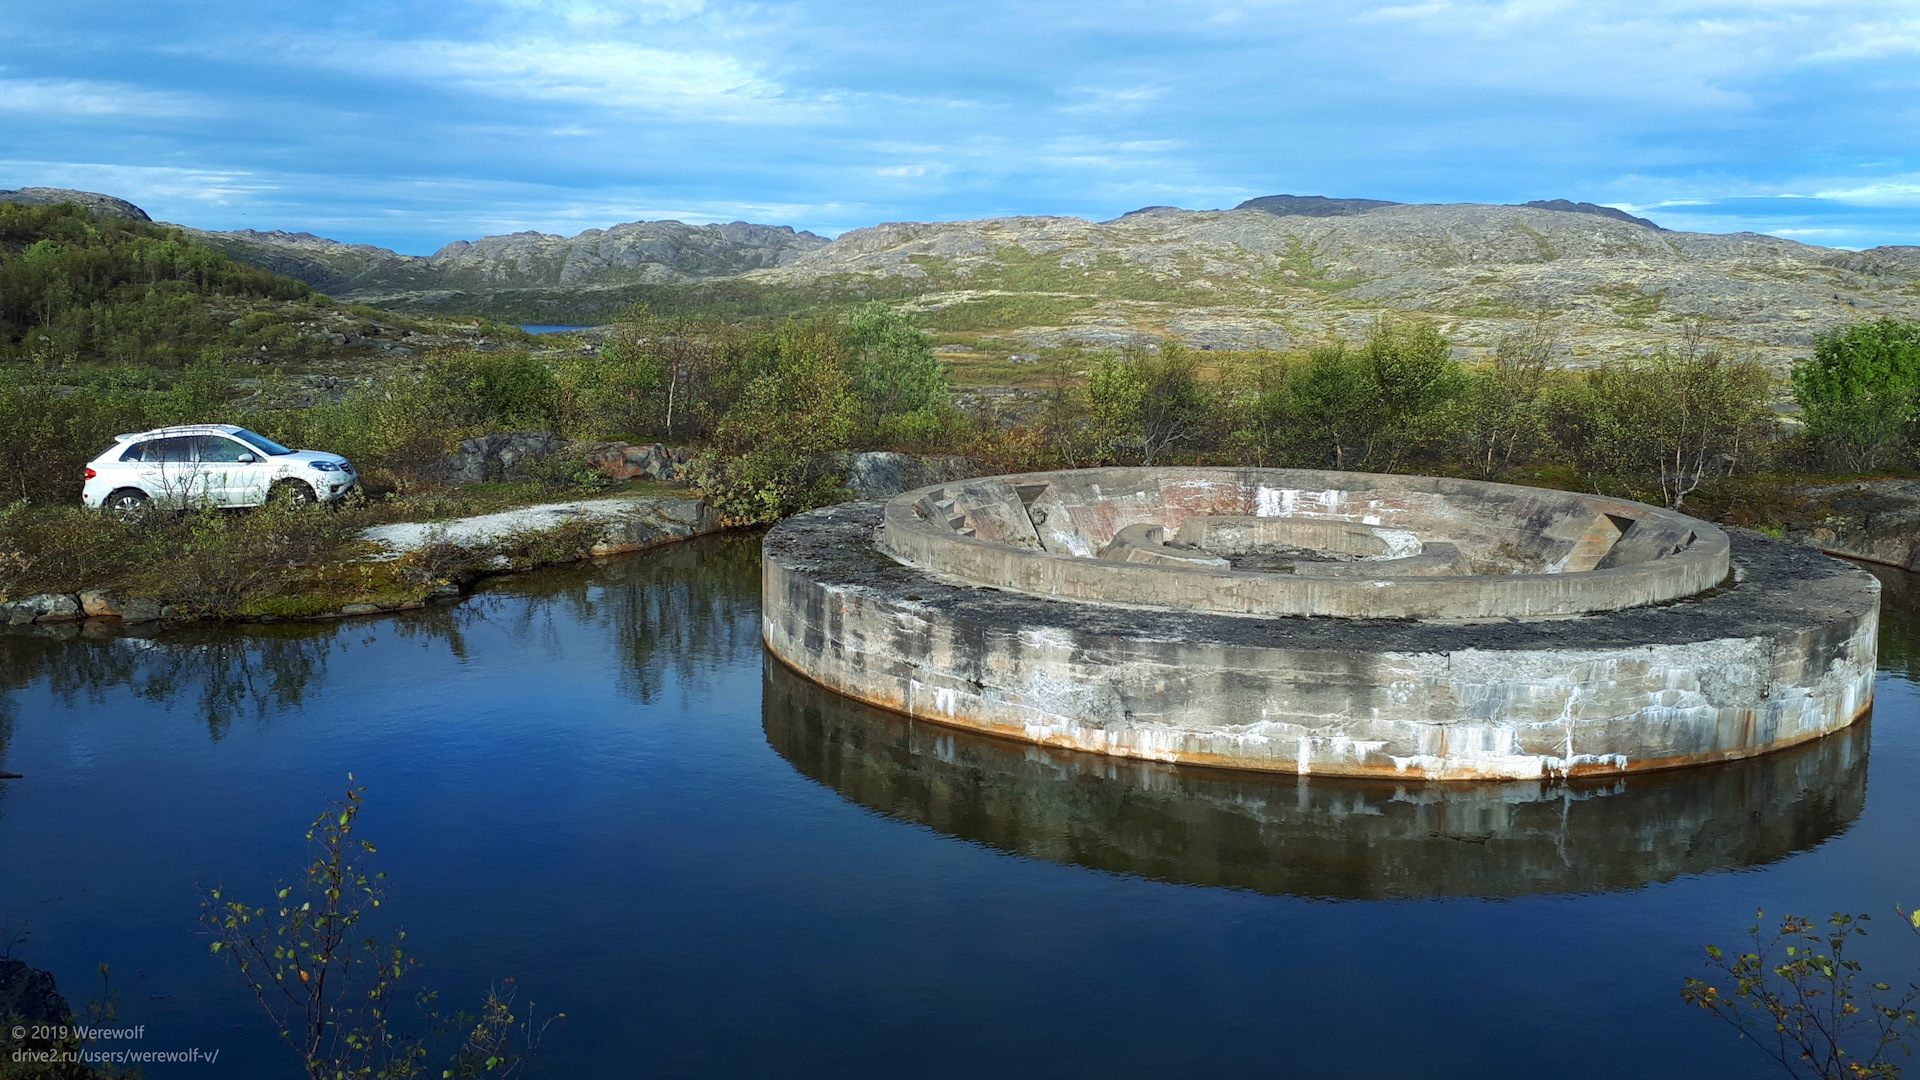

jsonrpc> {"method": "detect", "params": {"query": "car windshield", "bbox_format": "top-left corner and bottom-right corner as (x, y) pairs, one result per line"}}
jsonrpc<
(229, 429), (295, 456)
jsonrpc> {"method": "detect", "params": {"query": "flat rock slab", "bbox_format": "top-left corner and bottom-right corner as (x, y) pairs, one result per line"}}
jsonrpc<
(362, 495), (719, 558)
(1790, 479), (1920, 570)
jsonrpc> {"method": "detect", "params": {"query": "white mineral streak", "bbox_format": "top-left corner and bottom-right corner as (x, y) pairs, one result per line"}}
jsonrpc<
(1256, 486), (1347, 519)
(1368, 529), (1423, 559)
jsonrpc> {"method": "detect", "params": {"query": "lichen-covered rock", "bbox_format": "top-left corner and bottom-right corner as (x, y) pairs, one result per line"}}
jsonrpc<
(576, 441), (695, 482)
(833, 452), (986, 499)
(444, 431), (570, 483)
(4, 593), (82, 624)
(120, 598), (165, 624)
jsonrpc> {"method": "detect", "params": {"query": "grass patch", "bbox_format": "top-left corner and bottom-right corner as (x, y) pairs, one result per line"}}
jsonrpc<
(1258, 237), (1365, 294)
(912, 293), (1095, 332)
(1593, 283), (1666, 320)
(1517, 224), (1557, 262)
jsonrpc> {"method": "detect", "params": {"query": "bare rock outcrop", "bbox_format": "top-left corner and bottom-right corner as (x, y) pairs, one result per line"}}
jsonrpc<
(0, 187), (152, 221)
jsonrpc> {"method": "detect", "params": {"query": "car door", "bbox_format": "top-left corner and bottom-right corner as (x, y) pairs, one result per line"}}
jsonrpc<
(191, 434), (271, 506)
(125, 435), (207, 506)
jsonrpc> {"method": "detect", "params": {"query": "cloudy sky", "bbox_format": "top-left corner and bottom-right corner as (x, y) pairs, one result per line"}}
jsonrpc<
(2, 0), (1916, 252)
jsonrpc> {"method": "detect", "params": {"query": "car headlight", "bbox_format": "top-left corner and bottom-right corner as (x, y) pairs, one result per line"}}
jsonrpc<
(308, 461), (347, 472)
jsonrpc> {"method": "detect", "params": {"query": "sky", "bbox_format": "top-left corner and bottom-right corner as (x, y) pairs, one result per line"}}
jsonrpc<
(1, 0), (1916, 254)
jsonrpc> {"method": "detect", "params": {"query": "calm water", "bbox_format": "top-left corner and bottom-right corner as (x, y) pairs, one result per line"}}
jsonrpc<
(518, 325), (596, 335)
(3, 536), (1919, 1078)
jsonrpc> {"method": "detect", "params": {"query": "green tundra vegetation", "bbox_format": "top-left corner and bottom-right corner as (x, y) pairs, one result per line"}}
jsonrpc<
(3, 200), (1919, 618)
(0, 201), (316, 367)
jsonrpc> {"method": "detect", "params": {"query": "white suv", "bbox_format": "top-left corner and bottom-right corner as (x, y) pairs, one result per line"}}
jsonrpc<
(81, 425), (358, 514)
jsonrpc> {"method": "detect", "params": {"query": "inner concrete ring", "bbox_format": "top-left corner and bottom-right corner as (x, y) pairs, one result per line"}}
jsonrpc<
(879, 467), (1730, 619)
(762, 468), (1880, 781)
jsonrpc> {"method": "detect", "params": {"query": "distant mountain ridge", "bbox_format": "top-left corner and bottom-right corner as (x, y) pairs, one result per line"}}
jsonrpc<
(1227, 193), (1662, 230)
(1232, 194), (1401, 218)
(185, 218), (829, 299)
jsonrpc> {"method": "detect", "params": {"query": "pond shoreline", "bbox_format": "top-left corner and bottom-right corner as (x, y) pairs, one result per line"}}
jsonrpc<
(1, 493), (735, 636)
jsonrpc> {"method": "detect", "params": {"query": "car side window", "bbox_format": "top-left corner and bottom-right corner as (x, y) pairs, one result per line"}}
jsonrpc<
(122, 437), (195, 463)
(193, 436), (253, 462)
(143, 437), (196, 464)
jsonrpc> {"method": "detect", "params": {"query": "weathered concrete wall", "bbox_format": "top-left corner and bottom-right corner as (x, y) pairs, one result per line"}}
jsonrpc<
(763, 657), (1870, 898)
(881, 468), (1730, 619)
(764, 502), (1878, 781)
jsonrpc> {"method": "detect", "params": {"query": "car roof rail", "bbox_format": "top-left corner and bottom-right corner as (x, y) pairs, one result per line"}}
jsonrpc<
(118, 423), (244, 440)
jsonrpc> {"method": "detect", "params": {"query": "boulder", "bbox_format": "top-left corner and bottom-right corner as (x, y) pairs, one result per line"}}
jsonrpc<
(119, 598), (165, 624)
(837, 452), (986, 500)
(3, 593), (82, 624)
(444, 432), (570, 483)
(576, 441), (694, 483)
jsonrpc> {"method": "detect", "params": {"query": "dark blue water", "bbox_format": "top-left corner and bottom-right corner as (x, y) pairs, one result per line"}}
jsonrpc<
(518, 325), (595, 335)
(3, 536), (1918, 1078)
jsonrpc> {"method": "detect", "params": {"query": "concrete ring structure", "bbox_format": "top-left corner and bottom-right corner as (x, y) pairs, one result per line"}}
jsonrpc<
(762, 467), (1881, 781)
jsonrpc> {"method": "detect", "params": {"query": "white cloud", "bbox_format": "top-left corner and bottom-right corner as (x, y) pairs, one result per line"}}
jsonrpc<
(337, 38), (790, 118)
(0, 77), (211, 118)
(0, 159), (275, 213)
(1812, 180), (1920, 203)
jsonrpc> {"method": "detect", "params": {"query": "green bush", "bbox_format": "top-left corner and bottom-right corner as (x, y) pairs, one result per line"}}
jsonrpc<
(0, 370), (153, 504)
(695, 319), (855, 523)
(1792, 318), (1920, 471)
(1244, 317), (1463, 470)
(1441, 320), (1556, 480)
(1086, 341), (1211, 465)
(842, 302), (951, 442)
(1550, 339), (1773, 508)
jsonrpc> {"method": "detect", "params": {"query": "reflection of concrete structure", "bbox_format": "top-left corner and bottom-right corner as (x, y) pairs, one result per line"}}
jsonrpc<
(763, 469), (1880, 780)
(762, 659), (1870, 899)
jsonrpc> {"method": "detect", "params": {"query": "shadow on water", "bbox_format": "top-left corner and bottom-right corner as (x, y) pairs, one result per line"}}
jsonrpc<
(762, 655), (1871, 900)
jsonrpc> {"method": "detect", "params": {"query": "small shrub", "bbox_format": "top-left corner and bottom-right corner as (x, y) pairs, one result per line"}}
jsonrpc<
(1684, 908), (1920, 1079)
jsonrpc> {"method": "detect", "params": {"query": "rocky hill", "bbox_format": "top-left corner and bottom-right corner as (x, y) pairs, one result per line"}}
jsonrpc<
(10, 187), (1918, 368)
(731, 201), (1920, 368)
(0, 187), (151, 221)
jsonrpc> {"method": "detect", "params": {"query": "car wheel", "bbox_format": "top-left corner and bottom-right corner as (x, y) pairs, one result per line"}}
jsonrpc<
(104, 488), (150, 521)
(267, 480), (317, 507)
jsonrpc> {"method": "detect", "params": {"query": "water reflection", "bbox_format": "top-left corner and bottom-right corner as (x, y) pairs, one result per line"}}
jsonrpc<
(763, 657), (1870, 899)
(0, 624), (348, 742)
(1860, 562), (1920, 684)
(0, 534), (764, 771)
(476, 534), (761, 704)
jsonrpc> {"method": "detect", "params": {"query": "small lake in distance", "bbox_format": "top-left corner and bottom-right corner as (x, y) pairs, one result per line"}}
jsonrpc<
(518, 325), (596, 335)
(3, 534), (1918, 1077)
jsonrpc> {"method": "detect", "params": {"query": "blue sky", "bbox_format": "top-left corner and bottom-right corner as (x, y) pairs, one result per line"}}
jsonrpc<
(2, 0), (1916, 253)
